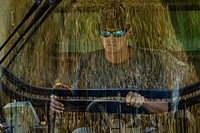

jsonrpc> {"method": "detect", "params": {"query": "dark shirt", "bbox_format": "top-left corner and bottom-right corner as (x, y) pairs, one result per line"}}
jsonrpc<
(76, 48), (168, 100)
(79, 48), (164, 88)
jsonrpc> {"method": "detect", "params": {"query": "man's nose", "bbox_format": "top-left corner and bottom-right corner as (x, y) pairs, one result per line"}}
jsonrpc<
(107, 34), (116, 44)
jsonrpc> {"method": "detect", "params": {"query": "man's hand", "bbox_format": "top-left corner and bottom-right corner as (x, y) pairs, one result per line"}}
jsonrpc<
(50, 94), (65, 113)
(126, 91), (145, 108)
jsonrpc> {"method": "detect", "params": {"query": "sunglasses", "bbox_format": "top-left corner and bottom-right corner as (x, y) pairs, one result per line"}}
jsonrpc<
(100, 29), (127, 37)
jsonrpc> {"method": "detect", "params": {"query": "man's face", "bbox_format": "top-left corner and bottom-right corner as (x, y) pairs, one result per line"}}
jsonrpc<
(100, 28), (128, 53)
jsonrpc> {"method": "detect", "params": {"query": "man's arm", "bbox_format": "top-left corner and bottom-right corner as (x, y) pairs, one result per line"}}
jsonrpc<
(142, 99), (168, 114)
(160, 50), (198, 89)
(126, 91), (168, 114)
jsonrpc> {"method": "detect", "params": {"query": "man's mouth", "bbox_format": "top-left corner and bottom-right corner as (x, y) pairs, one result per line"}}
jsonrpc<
(107, 44), (116, 46)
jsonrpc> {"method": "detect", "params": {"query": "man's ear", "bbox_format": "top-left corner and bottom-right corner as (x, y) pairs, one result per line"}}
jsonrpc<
(126, 26), (132, 36)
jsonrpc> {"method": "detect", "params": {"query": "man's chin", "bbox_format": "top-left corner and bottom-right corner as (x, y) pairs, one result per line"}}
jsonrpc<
(105, 48), (118, 53)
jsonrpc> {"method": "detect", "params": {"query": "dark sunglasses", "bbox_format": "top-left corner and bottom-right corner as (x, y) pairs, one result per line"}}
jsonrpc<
(100, 29), (127, 37)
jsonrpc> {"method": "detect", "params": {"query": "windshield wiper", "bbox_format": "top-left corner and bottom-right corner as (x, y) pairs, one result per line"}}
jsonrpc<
(0, 0), (55, 64)
(0, 0), (44, 52)
(5, 0), (63, 69)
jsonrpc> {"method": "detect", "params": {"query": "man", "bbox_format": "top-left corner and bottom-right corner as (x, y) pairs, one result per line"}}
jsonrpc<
(51, 1), (168, 113)
(50, 1), (194, 132)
